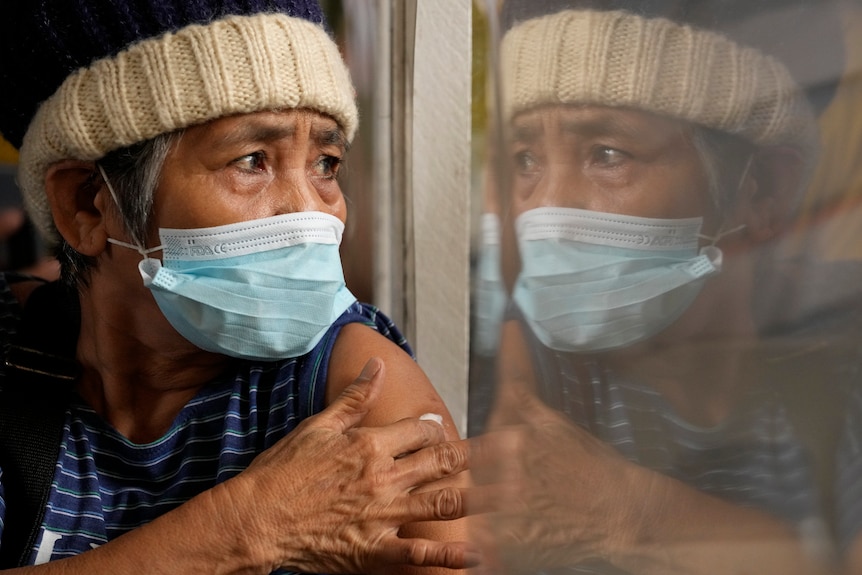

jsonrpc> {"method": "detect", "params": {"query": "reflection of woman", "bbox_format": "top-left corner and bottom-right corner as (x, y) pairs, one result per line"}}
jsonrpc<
(472, 2), (862, 574)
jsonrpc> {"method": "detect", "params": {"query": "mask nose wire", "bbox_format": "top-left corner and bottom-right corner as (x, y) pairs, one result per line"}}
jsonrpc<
(97, 163), (165, 259)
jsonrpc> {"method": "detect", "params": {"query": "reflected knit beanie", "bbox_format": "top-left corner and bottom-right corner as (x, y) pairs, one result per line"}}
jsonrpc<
(0, 0), (358, 242)
(500, 2), (825, 154)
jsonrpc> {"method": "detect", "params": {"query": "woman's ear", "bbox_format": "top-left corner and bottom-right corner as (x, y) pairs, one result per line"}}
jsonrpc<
(44, 160), (109, 256)
(736, 146), (806, 243)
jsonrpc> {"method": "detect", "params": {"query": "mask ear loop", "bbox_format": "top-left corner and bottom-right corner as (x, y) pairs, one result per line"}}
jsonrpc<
(697, 154), (754, 246)
(698, 224), (747, 247)
(106, 238), (164, 257)
(97, 164), (164, 259)
(735, 154), (755, 192)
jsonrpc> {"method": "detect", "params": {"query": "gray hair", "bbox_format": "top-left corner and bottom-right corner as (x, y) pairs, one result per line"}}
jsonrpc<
(689, 125), (756, 220)
(57, 131), (180, 288)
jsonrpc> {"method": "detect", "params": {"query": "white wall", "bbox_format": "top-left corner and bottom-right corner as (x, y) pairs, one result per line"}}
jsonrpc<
(410, 0), (472, 436)
(371, 0), (473, 436)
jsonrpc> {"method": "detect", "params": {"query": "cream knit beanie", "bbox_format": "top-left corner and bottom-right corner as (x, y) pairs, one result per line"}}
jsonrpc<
(501, 9), (816, 152)
(15, 12), (358, 243)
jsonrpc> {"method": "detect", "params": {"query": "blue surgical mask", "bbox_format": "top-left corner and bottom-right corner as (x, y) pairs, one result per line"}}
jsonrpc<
(109, 212), (356, 361)
(472, 213), (508, 356)
(513, 207), (723, 353)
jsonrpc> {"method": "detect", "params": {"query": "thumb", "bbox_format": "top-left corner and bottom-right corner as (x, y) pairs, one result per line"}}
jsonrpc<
(487, 319), (540, 429)
(497, 375), (573, 433)
(487, 370), (536, 429)
(317, 357), (385, 434)
(487, 371), (567, 431)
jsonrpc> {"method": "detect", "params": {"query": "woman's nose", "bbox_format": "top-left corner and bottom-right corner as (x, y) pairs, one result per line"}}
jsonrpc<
(529, 164), (588, 210)
(274, 169), (328, 214)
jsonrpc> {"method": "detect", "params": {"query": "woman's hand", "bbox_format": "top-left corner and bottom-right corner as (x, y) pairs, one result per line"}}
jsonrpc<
(227, 357), (476, 574)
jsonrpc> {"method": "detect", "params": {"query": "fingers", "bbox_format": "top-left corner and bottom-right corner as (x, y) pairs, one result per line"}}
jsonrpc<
(396, 438), (470, 487)
(348, 415), (448, 460)
(402, 485), (466, 522)
(469, 421), (534, 468)
(463, 482), (522, 515)
(378, 537), (481, 570)
(314, 357), (385, 433)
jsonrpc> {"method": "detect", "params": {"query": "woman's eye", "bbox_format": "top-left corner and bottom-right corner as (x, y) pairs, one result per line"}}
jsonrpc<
(312, 155), (342, 179)
(514, 150), (540, 174)
(233, 151), (267, 172)
(590, 146), (629, 167)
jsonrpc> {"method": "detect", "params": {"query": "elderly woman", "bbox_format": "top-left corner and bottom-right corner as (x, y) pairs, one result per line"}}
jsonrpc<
(0, 1), (471, 573)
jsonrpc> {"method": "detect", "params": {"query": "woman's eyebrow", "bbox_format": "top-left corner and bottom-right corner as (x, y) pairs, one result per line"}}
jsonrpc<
(511, 112), (637, 144)
(208, 121), (347, 152)
(511, 121), (542, 145)
(312, 126), (349, 151)
(211, 123), (298, 149)
(556, 115), (642, 141)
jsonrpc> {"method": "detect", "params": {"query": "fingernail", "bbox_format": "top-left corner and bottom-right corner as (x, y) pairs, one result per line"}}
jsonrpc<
(419, 413), (444, 426)
(359, 358), (381, 380)
(464, 550), (483, 568)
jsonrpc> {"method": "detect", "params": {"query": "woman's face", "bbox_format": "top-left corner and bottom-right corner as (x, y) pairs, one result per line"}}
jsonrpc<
(507, 105), (715, 224)
(152, 108), (347, 235)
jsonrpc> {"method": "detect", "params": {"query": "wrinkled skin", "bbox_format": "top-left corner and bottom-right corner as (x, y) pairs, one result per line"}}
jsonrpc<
(3, 358), (476, 575)
(233, 357), (476, 574)
(465, 322), (832, 575)
(466, 322), (645, 574)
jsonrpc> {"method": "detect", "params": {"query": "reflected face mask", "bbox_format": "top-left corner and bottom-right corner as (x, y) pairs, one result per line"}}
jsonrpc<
(111, 212), (356, 361)
(512, 207), (722, 353)
(472, 213), (508, 356)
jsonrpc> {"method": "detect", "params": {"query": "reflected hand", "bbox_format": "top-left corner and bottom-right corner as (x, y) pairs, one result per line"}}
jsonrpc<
(467, 321), (652, 574)
(231, 357), (476, 574)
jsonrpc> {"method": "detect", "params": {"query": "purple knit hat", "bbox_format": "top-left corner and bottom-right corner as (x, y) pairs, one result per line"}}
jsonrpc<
(0, 0), (358, 242)
(0, 1), (327, 149)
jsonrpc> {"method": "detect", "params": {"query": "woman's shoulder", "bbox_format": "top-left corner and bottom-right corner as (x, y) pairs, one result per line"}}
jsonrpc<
(324, 308), (458, 436)
(236, 301), (417, 424)
(332, 301), (414, 356)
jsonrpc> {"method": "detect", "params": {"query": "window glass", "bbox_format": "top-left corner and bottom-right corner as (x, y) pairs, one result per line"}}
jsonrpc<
(467, 0), (862, 572)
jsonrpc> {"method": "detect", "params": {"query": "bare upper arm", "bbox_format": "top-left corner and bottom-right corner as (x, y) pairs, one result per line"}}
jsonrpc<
(325, 323), (469, 575)
(325, 322), (461, 441)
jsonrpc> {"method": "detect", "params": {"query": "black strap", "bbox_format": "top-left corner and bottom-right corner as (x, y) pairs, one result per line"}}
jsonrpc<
(0, 280), (79, 568)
